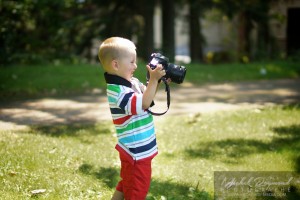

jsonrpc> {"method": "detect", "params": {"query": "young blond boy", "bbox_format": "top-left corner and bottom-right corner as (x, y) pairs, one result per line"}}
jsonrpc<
(98, 37), (166, 200)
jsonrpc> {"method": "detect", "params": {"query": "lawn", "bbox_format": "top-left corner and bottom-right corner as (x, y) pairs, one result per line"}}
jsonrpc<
(0, 60), (300, 101)
(1, 60), (300, 199)
(1, 105), (299, 199)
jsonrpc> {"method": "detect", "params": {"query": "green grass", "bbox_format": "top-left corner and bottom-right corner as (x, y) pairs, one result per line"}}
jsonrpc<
(186, 61), (300, 84)
(1, 105), (299, 199)
(0, 64), (105, 101)
(1, 60), (300, 101)
(1, 60), (300, 199)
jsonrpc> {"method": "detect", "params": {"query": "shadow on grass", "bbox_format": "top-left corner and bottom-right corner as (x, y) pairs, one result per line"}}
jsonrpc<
(78, 163), (212, 199)
(185, 124), (300, 167)
(185, 139), (270, 164)
(281, 104), (300, 111)
(78, 164), (120, 188)
(255, 185), (300, 200)
(28, 123), (112, 137)
(271, 124), (300, 173)
(148, 179), (212, 200)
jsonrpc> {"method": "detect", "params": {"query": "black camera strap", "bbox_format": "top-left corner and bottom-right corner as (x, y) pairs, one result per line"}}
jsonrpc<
(146, 77), (170, 116)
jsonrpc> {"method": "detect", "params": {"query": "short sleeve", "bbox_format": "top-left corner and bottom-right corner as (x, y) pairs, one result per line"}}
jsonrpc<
(117, 90), (144, 115)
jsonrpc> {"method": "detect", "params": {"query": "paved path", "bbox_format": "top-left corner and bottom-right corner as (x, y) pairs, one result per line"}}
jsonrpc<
(0, 79), (299, 131)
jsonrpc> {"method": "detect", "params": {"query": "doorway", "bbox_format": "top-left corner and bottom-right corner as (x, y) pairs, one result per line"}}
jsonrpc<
(287, 8), (300, 56)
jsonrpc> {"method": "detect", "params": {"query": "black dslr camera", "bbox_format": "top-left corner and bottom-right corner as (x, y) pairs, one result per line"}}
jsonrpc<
(149, 53), (187, 84)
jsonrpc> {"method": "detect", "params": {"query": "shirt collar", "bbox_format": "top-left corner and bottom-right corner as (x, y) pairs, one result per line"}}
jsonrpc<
(104, 72), (132, 88)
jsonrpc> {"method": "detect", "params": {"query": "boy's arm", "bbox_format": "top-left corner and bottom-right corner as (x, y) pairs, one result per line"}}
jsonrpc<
(142, 65), (165, 110)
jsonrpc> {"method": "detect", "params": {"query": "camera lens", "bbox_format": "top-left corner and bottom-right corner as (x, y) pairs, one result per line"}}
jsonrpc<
(167, 64), (187, 84)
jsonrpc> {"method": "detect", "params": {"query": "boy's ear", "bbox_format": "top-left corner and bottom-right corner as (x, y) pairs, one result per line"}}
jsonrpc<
(111, 60), (119, 71)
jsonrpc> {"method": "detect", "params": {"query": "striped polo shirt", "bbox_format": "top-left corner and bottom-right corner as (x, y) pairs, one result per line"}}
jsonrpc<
(104, 73), (158, 163)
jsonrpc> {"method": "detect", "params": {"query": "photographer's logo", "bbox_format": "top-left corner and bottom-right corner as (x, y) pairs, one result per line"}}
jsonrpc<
(214, 171), (300, 199)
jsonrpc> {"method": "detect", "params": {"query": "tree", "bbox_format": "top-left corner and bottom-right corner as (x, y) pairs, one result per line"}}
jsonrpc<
(188, 0), (213, 62)
(161, 0), (175, 62)
(213, 0), (253, 60)
(253, 0), (275, 59)
(136, 0), (156, 61)
(214, 0), (280, 60)
(0, 0), (146, 65)
(0, 0), (69, 65)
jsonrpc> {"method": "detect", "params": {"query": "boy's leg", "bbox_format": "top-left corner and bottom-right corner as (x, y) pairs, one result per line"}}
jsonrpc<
(111, 190), (124, 200)
(122, 159), (152, 199)
(112, 180), (124, 200)
(113, 155), (125, 200)
(117, 152), (153, 199)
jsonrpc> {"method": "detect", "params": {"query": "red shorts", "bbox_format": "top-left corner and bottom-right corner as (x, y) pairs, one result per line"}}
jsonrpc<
(116, 153), (153, 200)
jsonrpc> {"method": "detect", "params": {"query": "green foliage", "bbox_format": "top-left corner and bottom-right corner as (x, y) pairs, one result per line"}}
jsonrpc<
(1, 105), (299, 199)
(0, 0), (288, 65)
(1, 0), (74, 65)
(287, 50), (300, 62)
(213, 0), (282, 60)
(0, 0), (150, 65)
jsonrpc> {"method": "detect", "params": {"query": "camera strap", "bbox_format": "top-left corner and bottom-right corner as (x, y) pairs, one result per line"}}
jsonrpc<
(146, 77), (170, 116)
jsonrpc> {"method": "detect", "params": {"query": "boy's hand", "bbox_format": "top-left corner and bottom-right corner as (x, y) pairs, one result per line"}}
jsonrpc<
(146, 64), (166, 82)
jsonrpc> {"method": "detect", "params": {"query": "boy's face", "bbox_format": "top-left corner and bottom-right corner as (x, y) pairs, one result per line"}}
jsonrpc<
(116, 51), (137, 81)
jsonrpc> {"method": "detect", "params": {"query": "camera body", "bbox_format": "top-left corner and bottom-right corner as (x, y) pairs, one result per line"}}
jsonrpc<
(149, 53), (187, 84)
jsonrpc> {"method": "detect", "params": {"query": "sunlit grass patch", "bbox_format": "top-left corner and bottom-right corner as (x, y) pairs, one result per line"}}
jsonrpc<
(152, 105), (300, 198)
(0, 105), (299, 199)
(0, 122), (118, 199)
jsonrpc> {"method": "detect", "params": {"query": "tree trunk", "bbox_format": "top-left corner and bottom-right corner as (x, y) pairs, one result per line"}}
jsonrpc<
(255, 1), (271, 59)
(237, 10), (251, 60)
(162, 0), (175, 62)
(189, 1), (203, 62)
(139, 0), (155, 61)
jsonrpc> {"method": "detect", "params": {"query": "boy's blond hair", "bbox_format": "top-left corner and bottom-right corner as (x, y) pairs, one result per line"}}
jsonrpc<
(98, 37), (136, 72)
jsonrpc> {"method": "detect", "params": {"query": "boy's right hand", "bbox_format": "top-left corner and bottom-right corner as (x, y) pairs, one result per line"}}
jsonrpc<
(146, 64), (166, 82)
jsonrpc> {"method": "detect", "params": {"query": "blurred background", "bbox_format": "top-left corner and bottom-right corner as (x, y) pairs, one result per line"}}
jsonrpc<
(1, 1), (300, 199)
(1, 0), (300, 66)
